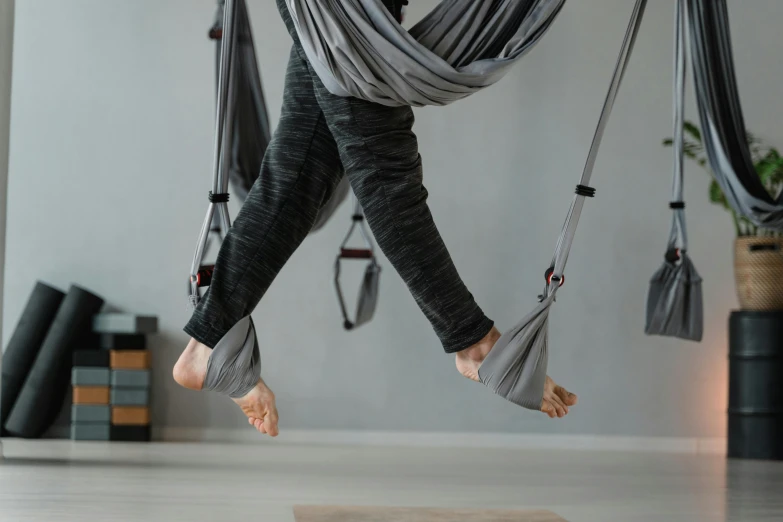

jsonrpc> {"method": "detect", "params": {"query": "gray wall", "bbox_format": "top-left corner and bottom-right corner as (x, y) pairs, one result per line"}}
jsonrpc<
(0, 0), (15, 454)
(4, 0), (783, 438)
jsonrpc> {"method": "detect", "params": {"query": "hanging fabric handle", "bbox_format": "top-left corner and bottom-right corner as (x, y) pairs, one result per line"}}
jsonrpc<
(667, 0), (689, 261)
(334, 195), (380, 330)
(543, 0), (648, 299)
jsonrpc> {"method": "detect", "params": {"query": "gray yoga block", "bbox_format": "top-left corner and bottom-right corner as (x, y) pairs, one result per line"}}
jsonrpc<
(71, 405), (111, 423)
(111, 370), (151, 388)
(111, 388), (150, 406)
(92, 314), (158, 334)
(71, 423), (111, 441)
(71, 367), (110, 386)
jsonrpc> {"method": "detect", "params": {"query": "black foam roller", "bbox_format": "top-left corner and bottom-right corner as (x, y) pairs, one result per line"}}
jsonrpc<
(4, 285), (104, 438)
(1, 281), (66, 436)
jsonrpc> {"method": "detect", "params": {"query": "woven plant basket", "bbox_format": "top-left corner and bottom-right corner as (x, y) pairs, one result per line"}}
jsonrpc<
(734, 237), (783, 310)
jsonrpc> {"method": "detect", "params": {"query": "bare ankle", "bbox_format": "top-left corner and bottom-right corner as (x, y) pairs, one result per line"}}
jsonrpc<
(173, 338), (211, 391)
(458, 326), (500, 363)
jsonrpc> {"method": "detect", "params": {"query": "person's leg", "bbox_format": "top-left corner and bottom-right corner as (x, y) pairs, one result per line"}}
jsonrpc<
(183, 47), (344, 348)
(174, 44), (345, 436)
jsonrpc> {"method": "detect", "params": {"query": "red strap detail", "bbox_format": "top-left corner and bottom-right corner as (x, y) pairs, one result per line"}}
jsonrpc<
(340, 248), (373, 259)
(196, 265), (215, 287)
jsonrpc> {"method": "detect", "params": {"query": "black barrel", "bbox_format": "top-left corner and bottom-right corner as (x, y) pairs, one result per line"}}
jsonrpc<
(728, 311), (783, 460)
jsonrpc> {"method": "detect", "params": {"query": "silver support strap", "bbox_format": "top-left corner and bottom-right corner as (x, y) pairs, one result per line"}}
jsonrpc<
(544, 0), (648, 299)
(189, 0), (238, 306)
(668, 0), (689, 255)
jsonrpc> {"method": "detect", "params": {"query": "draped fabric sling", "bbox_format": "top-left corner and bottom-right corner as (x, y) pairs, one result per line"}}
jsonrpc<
(284, 0), (567, 107)
(687, 0), (783, 230)
(645, 0), (703, 342)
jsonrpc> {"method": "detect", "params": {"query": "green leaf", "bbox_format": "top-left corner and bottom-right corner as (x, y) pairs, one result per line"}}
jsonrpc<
(757, 161), (777, 182)
(662, 138), (673, 147)
(709, 180), (729, 209)
(683, 121), (702, 142)
(682, 143), (703, 161)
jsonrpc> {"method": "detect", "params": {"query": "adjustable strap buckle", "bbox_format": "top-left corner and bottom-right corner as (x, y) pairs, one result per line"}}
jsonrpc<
(545, 267), (565, 288)
(191, 265), (215, 288)
(665, 248), (681, 263)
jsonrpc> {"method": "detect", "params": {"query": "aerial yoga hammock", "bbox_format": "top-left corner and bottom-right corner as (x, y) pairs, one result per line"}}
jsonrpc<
(189, 0), (647, 405)
(194, 0), (378, 330)
(646, 0), (783, 341)
(191, 0), (781, 410)
(686, 0), (783, 228)
(644, 0), (702, 342)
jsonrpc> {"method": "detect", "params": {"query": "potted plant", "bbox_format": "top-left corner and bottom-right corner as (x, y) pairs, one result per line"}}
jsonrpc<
(664, 122), (783, 310)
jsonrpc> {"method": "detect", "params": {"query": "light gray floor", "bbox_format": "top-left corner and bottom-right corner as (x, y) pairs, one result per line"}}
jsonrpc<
(0, 440), (781, 522)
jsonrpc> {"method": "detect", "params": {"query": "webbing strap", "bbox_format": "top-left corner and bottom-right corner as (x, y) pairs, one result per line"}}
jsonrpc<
(667, 0), (689, 256)
(544, 0), (647, 299)
(189, 0), (240, 307)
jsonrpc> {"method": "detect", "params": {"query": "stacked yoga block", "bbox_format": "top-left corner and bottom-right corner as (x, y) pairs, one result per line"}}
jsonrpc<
(70, 314), (157, 442)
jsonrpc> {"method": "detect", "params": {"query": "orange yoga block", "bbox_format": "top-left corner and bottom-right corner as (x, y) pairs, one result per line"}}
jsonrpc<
(111, 406), (150, 425)
(110, 350), (151, 370)
(72, 386), (110, 405)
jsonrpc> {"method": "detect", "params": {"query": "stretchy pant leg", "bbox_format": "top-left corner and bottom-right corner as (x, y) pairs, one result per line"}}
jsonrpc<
(185, 0), (494, 353)
(276, 0), (494, 352)
(184, 45), (345, 348)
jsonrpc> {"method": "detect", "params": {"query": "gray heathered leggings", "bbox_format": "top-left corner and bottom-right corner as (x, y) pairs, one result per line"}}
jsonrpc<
(184, 0), (494, 353)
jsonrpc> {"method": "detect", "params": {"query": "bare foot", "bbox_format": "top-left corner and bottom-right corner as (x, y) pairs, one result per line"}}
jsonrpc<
(235, 382), (279, 437)
(173, 338), (279, 436)
(540, 375), (578, 419)
(455, 328), (578, 418)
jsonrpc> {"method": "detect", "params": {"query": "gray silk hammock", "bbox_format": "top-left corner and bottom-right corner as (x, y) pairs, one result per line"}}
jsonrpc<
(189, 0), (779, 409)
(686, 0), (783, 229)
(646, 0), (783, 341)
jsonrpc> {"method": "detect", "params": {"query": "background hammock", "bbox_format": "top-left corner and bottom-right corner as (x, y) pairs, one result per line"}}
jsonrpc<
(204, 0), (351, 256)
